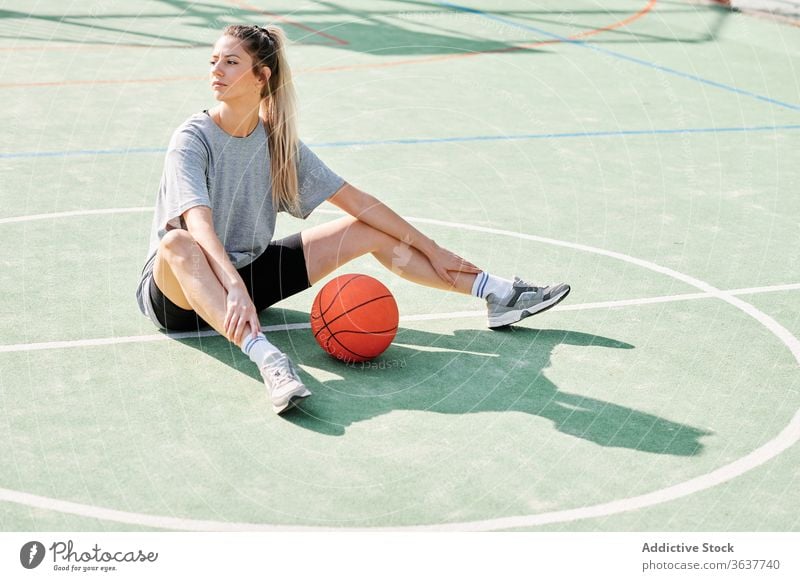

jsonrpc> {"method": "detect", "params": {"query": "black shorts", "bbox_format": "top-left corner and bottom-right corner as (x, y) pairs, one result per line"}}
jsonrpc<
(148, 233), (310, 332)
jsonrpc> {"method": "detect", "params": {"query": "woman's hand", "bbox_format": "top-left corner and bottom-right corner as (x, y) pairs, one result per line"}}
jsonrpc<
(224, 284), (260, 345)
(425, 243), (482, 286)
(328, 184), (482, 287)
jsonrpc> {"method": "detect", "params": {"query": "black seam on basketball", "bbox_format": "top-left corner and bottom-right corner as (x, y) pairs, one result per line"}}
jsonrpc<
(320, 293), (393, 328)
(325, 329), (372, 361)
(323, 325), (398, 361)
(312, 276), (366, 336)
(328, 325), (398, 338)
(312, 293), (394, 339)
(318, 274), (368, 319)
(315, 294), (395, 335)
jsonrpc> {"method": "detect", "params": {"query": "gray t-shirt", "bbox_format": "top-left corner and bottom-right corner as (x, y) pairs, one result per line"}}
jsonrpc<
(135, 112), (345, 327)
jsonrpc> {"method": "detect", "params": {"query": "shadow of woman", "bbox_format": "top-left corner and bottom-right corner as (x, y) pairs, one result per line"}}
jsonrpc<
(179, 309), (710, 457)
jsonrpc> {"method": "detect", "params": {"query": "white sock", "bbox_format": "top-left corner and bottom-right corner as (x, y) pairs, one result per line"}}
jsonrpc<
(471, 272), (514, 302)
(241, 333), (282, 368)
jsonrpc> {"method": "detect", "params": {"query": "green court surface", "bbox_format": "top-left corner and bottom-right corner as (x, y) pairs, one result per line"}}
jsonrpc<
(1, 0), (798, 531)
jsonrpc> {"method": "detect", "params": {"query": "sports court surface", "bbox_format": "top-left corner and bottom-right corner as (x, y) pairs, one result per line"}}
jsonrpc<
(1, 0), (798, 531)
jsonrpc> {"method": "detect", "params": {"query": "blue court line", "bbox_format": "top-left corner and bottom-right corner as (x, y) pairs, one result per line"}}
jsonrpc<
(1, 124), (799, 160)
(438, 1), (800, 113)
(312, 124), (800, 147)
(0, 146), (167, 160)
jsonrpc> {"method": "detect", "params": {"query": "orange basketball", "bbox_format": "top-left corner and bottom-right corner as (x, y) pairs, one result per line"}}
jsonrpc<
(310, 274), (399, 363)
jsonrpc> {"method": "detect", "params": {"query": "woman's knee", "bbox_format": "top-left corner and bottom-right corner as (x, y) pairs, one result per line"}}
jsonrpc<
(159, 229), (198, 262)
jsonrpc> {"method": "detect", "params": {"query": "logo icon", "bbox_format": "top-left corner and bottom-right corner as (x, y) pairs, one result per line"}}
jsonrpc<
(20, 541), (46, 569)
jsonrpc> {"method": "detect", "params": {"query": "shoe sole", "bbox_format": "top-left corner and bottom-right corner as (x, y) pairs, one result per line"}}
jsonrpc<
(272, 389), (311, 415)
(488, 286), (571, 329)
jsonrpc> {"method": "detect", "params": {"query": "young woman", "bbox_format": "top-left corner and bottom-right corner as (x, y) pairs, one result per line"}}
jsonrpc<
(135, 25), (570, 414)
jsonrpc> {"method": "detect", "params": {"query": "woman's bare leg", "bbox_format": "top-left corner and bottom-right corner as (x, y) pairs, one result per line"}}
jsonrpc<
(154, 229), (309, 413)
(302, 216), (478, 292)
(152, 229), (257, 340)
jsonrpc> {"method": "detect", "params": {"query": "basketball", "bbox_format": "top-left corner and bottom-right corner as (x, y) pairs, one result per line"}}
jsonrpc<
(310, 274), (399, 363)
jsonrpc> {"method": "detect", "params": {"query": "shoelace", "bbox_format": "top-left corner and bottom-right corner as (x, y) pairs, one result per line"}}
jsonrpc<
(261, 356), (300, 390)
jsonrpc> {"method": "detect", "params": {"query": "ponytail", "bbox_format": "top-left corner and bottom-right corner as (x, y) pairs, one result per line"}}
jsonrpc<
(223, 24), (300, 215)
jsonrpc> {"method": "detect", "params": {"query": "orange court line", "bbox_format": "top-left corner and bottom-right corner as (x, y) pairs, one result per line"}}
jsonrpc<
(0, 1), (656, 88)
(0, 41), (336, 53)
(0, 43), (213, 52)
(568, 0), (658, 40)
(0, 2), (349, 52)
(298, 0), (658, 74)
(0, 75), (205, 89)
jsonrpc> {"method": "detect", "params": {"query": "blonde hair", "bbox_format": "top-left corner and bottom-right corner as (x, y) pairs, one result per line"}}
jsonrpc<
(223, 24), (300, 215)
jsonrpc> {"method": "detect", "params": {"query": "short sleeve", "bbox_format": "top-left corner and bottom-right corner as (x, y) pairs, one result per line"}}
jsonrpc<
(291, 140), (345, 219)
(159, 129), (212, 233)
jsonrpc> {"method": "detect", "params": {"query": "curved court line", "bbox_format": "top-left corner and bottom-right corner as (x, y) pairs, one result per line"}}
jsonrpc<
(0, 1), (656, 88)
(565, 0), (658, 41)
(439, 1), (800, 112)
(2, 284), (800, 354)
(1, 211), (799, 530)
(301, 0), (658, 74)
(2, 123), (799, 160)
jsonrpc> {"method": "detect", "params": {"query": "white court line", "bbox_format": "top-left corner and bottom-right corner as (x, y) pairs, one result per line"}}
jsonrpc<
(1, 207), (800, 531)
(391, 342), (499, 357)
(0, 207), (152, 225)
(1, 284), (798, 354)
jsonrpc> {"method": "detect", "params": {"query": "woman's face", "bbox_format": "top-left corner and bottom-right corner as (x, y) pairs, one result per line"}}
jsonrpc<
(209, 35), (267, 102)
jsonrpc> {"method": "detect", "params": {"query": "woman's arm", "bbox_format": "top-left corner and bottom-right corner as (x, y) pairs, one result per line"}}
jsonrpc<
(182, 205), (260, 343)
(328, 182), (481, 285)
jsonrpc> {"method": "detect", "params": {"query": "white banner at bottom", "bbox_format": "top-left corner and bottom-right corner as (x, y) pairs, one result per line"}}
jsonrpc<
(1, 532), (798, 580)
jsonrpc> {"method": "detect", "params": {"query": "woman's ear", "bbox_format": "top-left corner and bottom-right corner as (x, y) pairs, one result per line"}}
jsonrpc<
(258, 66), (272, 88)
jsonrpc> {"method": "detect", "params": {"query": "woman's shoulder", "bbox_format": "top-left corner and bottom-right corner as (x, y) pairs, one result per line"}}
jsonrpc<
(168, 112), (215, 151)
(173, 111), (214, 136)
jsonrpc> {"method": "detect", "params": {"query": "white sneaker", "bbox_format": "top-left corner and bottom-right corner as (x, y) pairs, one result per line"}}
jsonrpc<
(259, 353), (311, 414)
(486, 277), (570, 328)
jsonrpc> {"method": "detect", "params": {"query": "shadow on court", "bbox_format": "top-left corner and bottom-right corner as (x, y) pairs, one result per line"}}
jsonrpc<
(180, 308), (710, 457)
(0, 1), (528, 53)
(301, 0), (731, 51)
(0, 0), (731, 51)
